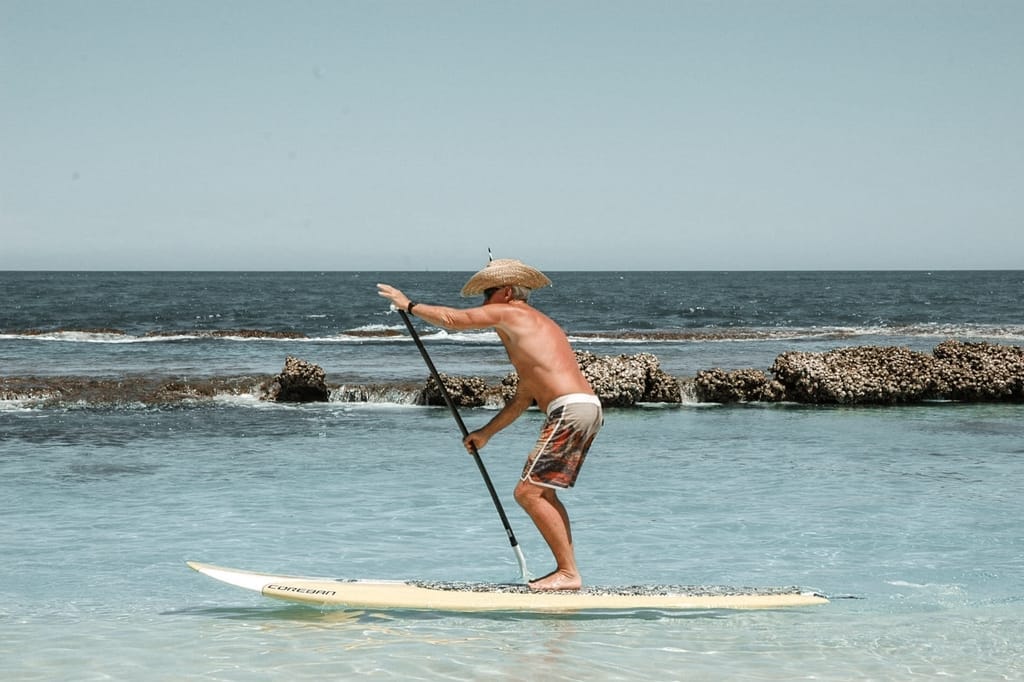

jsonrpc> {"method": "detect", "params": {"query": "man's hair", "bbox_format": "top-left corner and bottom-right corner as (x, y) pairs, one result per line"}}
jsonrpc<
(508, 285), (531, 301)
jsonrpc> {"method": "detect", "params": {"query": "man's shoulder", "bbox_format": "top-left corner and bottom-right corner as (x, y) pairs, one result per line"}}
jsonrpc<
(503, 303), (554, 324)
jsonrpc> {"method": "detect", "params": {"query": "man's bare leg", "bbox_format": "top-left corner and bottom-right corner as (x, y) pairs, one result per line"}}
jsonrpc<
(514, 479), (581, 590)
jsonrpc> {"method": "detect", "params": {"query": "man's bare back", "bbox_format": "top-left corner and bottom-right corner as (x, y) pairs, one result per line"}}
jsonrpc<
(490, 302), (593, 413)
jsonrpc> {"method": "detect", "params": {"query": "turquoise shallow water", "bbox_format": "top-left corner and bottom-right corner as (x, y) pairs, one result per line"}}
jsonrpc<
(3, 399), (1022, 680)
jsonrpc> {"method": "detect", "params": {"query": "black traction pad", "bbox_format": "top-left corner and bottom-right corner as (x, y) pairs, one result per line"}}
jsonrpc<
(408, 581), (812, 597)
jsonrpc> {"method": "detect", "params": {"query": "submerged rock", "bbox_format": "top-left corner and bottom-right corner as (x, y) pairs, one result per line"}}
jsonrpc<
(0, 375), (264, 407)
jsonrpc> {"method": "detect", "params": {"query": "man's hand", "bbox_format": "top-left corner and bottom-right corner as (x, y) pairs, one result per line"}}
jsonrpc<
(463, 430), (490, 454)
(376, 283), (410, 311)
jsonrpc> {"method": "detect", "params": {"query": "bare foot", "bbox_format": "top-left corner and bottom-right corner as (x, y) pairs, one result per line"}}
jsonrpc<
(528, 570), (582, 591)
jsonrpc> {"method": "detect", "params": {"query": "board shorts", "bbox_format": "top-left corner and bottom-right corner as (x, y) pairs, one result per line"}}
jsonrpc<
(521, 393), (603, 490)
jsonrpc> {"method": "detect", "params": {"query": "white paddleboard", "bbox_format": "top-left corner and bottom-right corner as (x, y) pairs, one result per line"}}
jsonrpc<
(187, 561), (828, 612)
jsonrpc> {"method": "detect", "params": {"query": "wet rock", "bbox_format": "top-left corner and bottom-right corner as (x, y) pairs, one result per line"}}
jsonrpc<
(422, 373), (491, 408)
(341, 342), (1024, 407)
(573, 351), (646, 407)
(471, 351), (682, 408)
(634, 353), (685, 403)
(262, 356), (329, 402)
(771, 346), (940, 404)
(7, 341), (1022, 409)
(500, 351), (676, 407)
(576, 351), (681, 406)
(145, 329), (307, 339)
(0, 375), (264, 407)
(209, 329), (307, 339)
(694, 368), (785, 403)
(932, 340), (1024, 401)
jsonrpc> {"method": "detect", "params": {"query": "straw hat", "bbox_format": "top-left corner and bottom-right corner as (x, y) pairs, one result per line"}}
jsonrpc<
(460, 258), (552, 296)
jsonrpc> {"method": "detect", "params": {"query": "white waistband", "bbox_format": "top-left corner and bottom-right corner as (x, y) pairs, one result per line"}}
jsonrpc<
(546, 393), (602, 415)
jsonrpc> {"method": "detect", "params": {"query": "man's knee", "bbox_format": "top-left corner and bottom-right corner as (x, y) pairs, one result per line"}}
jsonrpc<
(514, 479), (541, 506)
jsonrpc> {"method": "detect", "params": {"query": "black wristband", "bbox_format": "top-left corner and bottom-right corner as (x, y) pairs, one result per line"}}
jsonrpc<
(407, 301), (418, 314)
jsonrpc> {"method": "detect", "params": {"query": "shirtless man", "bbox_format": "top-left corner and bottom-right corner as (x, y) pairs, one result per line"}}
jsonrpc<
(377, 258), (602, 591)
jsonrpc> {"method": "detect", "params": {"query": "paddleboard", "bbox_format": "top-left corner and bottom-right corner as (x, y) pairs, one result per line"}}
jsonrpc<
(187, 561), (828, 612)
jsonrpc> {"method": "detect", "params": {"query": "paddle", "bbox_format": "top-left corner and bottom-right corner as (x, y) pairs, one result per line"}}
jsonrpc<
(397, 309), (530, 584)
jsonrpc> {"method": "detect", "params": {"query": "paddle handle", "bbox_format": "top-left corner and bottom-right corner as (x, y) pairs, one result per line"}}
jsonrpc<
(398, 309), (530, 583)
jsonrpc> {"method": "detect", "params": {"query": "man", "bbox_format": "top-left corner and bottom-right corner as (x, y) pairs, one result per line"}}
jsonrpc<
(377, 258), (602, 591)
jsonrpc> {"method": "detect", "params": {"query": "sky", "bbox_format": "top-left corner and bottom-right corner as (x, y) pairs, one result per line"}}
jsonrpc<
(2, 1), (1022, 271)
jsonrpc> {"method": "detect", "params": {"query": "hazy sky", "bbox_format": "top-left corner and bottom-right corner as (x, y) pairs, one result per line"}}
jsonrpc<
(2, 1), (1022, 270)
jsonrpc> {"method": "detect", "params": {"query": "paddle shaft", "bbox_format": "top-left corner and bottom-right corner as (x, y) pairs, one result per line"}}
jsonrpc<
(397, 310), (529, 582)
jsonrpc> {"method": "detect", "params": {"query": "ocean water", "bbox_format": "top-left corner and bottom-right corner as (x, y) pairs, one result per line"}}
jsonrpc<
(2, 271), (1023, 680)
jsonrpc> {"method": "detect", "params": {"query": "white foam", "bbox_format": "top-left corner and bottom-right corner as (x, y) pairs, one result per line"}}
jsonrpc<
(211, 393), (270, 408)
(4, 331), (137, 344)
(0, 399), (34, 412)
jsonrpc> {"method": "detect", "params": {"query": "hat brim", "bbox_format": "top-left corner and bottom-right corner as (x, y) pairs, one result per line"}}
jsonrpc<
(461, 259), (552, 296)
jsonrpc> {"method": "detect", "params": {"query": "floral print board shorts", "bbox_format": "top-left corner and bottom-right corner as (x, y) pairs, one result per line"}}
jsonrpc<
(521, 394), (603, 489)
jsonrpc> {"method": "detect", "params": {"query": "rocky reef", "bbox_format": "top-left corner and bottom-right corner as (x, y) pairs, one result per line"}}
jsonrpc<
(932, 339), (1024, 402)
(577, 351), (683, 406)
(6, 341), (1019, 409)
(693, 368), (785, 404)
(382, 340), (1024, 407)
(697, 340), (1023, 405)
(261, 355), (330, 402)
(416, 351), (684, 409)
(0, 375), (261, 406)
